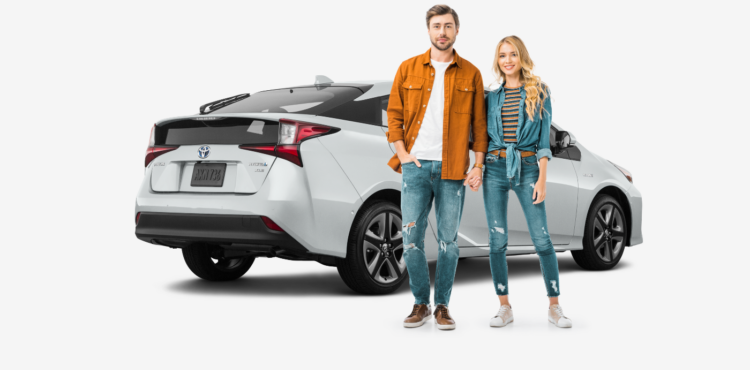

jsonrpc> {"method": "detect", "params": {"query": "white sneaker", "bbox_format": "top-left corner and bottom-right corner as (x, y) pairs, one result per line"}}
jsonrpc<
(548, 304), (572, 328)
(490, 305), (514, 327)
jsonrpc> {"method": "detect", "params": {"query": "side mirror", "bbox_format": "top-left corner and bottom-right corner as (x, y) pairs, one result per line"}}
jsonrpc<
(555, 131), (571, 149)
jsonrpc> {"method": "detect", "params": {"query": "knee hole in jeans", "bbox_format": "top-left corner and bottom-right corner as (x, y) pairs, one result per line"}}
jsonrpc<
(403, 221), (417, 236)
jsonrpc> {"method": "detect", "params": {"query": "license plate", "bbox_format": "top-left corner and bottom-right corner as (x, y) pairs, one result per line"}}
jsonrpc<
(191, 163), (226, 187)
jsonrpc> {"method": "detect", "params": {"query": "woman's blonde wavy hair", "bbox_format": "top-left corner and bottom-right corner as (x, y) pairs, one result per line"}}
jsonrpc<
(492, 35), (548, 118)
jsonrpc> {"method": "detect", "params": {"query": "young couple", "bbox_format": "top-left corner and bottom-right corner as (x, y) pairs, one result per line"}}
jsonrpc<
(385, 5), (572, 330)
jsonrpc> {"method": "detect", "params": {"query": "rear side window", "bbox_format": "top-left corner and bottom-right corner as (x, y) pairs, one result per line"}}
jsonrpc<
(208, 86), (364, 115)
(318, 96), (383, 125)
(155, 118), (279, 145)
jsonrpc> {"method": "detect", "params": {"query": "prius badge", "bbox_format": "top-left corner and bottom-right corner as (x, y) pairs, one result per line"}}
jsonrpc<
(198, 145), (211, 159)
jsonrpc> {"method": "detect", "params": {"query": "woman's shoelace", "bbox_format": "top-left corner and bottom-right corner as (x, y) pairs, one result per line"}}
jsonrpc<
(552, 305), (567, 318)
(495, 306), (510, 317)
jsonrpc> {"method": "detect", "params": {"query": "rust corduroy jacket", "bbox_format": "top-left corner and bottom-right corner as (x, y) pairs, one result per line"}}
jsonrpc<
(385, 48), (488, 180)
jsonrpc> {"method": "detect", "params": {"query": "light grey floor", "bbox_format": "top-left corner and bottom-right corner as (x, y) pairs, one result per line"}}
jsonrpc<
(4, 230), (745, 369)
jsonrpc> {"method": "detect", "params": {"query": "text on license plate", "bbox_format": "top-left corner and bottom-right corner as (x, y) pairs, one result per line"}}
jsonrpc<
(191, 163), (226, 187)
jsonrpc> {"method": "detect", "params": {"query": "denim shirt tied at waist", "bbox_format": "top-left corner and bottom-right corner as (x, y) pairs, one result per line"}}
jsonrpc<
(486, 83), (553, 185)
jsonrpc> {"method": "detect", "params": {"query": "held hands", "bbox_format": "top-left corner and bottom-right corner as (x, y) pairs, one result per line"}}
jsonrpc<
(464, 167), (483, 192)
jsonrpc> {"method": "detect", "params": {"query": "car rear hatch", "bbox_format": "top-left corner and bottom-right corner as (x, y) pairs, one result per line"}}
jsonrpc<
(148, 117), (278, 194)
(146, 84), (370, 194)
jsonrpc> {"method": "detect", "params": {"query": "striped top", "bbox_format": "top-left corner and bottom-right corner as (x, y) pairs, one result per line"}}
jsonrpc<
(501, 86), (522, 142)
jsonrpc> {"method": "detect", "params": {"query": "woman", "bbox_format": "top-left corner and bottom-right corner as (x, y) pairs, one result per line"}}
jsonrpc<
(469, 35), (572, 328)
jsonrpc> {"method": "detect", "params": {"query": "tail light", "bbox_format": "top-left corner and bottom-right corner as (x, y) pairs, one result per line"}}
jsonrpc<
(145, 124), (178, 167)
(240, 119), (338, 167)
(135, 212), (141, 225)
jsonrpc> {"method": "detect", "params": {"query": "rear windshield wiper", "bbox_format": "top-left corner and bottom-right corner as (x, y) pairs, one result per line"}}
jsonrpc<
(199, 93), (250, 115)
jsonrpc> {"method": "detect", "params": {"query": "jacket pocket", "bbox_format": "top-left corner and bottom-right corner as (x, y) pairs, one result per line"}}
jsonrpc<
(453, 79), (475, 114)
(402, 79), (424, 113)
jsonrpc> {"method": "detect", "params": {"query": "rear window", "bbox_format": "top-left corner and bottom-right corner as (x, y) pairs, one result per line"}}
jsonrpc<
(208, 86), (364, 115)
(155, 118), (279, 146)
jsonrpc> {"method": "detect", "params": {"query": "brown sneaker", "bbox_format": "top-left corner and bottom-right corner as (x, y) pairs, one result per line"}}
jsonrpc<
(434, 304), (456, 330)
(403, 304), (432, 328)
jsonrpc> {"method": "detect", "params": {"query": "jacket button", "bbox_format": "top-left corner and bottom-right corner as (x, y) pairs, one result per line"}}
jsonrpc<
(423, 105), (426, 107)
(409, 85), (412, 88)
(428, 88), (431, 91)
(465, 88), (468, 91)
(431, 73), (434, 76)
(418, 121), (420, 124)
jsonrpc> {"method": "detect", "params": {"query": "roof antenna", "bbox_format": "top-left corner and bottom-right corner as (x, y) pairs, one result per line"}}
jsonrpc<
(315, 75), (334, 85)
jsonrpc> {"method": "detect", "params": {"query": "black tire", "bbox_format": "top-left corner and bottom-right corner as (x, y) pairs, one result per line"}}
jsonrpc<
(572, 194), (628, 270)
(336, 201), (408, 294)
(182, 244), (254, 281)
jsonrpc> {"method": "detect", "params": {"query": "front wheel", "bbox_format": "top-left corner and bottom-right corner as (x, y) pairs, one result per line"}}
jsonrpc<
(572, 194), (628, 270)
(182, 244), (254, 281)
(336, 201), (408, 294)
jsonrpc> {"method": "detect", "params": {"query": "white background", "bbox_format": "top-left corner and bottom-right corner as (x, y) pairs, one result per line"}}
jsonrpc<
(2, 0), (748, 368)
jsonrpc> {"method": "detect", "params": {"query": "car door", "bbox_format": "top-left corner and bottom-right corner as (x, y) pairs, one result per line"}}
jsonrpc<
(524, 124), (578, 245)
(448, 124), (578, 247)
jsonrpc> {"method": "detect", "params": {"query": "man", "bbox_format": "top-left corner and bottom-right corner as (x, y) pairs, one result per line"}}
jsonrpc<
(385, 4), (488, 330)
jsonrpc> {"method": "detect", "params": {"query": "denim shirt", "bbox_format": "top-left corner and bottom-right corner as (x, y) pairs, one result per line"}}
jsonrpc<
(486, 83), (553, 185)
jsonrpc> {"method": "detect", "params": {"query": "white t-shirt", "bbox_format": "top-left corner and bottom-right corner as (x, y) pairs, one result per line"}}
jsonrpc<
(410, 59), (451, 161)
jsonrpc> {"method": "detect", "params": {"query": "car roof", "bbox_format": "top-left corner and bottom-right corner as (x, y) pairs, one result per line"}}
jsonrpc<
(260, 80), (393, 102)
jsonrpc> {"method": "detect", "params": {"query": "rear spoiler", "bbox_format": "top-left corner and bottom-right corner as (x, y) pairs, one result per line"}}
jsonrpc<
(199, 93), (250, 115)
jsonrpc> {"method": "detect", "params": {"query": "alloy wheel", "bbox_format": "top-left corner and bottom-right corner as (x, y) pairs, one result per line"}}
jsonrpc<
(592, 203), (625, 262)
(362, 211), (406, 284)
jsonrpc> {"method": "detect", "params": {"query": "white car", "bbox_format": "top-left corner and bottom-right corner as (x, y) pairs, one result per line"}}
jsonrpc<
(134, 77), (643, 294)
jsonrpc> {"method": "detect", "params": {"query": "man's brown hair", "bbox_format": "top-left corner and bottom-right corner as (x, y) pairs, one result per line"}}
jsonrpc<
(425, 4), (459, 29)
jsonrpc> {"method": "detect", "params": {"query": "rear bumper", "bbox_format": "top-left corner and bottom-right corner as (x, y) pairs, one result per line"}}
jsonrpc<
(135, 212), (308, 254)
(134, 141), (362, 258)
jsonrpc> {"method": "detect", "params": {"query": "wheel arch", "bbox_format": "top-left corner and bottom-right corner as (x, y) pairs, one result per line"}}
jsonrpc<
(361, 189), (401, 209)
(347, 189), (402, 253)
(590, 186), (633, 246)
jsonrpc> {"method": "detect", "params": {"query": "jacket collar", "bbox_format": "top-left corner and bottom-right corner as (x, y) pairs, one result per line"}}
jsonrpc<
(418, 48), (463, 69)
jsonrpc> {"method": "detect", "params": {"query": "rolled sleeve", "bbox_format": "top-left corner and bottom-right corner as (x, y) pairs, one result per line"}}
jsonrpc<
(536, 148), (552, 162)
(536, 85), (553, 162)
(470, 75), (489, 153)
(385, 128), (404, 143)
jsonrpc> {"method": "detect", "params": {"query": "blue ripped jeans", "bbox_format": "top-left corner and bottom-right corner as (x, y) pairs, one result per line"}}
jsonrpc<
(482, 152), (561, 297)
(401, 160), (465, 306)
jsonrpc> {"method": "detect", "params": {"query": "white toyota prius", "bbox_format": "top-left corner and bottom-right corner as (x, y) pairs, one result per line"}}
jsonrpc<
(134, 77), (643, 294)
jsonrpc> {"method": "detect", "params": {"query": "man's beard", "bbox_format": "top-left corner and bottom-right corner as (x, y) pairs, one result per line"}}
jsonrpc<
(431, 36), (454, 51)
